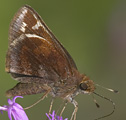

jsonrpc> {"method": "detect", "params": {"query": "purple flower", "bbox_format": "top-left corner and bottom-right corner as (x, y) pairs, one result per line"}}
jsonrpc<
(0, 96), (29, 120)
(46, 110), (68, 120)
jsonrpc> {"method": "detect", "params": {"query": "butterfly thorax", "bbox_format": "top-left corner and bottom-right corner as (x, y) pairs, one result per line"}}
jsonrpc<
(48, 70), (95, 99)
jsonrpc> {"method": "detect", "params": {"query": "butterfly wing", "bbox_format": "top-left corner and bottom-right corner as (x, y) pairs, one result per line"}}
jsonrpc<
(6, 5), (77, 82)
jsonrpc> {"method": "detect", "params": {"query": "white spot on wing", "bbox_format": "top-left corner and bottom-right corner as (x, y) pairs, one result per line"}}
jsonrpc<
(32, 20), (42, 30)
(32, 14), (51, 37)
(25, 34), (45, 39)
(25, 34), (51, 44)
(33, 14), (37, 20)
(10, 33), (51, 47)
(20, 22), (27, 32)
(20, 26), (25, 32)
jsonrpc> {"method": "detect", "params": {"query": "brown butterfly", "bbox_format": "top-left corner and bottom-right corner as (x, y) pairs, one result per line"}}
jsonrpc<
(5, 5), (117, 120)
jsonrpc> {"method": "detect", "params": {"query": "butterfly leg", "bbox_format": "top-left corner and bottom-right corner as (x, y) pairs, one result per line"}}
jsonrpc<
(70, 99), (78, 120)
(46, 98), (54, 120)
(48, 98), (54, 114)
(24, 89), (51, 110)
(59, 101), (68, 117)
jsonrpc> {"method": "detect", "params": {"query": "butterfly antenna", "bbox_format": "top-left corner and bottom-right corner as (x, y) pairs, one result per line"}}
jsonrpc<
(95, 84), (119, 93)
(93, 92), (115, 120)
(92, 94), (100, 108)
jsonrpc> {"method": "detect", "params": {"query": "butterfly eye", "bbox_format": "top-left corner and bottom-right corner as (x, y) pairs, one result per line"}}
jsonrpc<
(79, 83), (88, 90)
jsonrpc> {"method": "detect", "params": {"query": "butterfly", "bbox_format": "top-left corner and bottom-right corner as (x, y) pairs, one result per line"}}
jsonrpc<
(5, 5), (117, 120)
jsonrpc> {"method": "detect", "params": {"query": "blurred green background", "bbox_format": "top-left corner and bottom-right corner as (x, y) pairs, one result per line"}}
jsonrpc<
(0, 0), (125, 120)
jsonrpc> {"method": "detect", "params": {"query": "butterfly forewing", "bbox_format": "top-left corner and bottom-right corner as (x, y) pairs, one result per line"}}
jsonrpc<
(6, 5), (77, 82)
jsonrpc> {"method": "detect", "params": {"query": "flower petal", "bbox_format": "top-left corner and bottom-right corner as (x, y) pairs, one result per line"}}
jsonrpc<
(12, 103), (29, 120)
(46, 110), (68, 120)
(13, 96), (23, 103)
(64, 119), (68, 120)
(50, 111), (55, 120)
(13, 103), (24, 109)
(0, 96), (29, 120)
(46, 113), (51, 120)
(7, 107), (12, 120)
(0, 106), (7, 111)
(56, 116), (63, 120)
(8, 99), (13, 105)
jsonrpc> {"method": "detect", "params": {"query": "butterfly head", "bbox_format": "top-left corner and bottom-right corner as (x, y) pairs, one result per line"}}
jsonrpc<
(79, 76), (95, 94)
